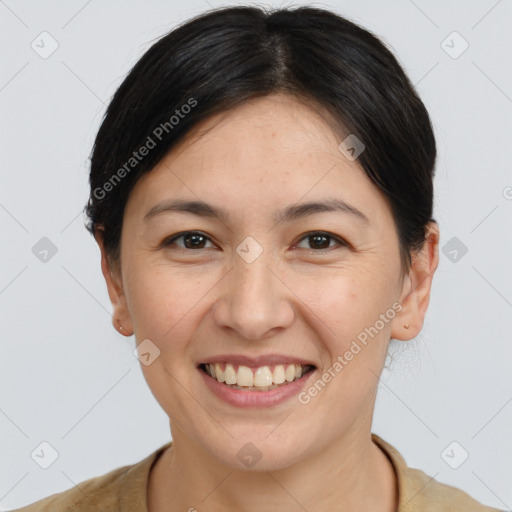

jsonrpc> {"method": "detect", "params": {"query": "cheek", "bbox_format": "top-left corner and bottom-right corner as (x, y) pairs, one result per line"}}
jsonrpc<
(124, 251), (396, 357)
(125, 264), (218, 347)
(291, 269), (396, 390)
(293, 270), (389, 338)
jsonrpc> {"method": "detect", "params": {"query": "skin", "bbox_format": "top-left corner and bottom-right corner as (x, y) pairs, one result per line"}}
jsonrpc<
(95, 92), (439, 511)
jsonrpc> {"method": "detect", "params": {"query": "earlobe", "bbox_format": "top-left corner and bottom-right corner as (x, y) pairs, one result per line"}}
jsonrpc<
(390, 222), (440, 341)
(116, 319), (132, 337)
(94, 227), (134, 336)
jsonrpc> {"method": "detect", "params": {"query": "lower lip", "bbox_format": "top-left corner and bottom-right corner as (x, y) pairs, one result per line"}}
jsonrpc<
(199, 366), (316, 408)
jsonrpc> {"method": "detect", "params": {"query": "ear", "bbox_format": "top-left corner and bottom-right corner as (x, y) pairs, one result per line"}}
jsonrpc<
(391, 222), (440, 341)
(94, 227), (133, 336)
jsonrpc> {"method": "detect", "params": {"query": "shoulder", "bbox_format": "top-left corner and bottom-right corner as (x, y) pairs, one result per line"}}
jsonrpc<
(8, 442), (171, 512)
(7, 464), (131, 512)
(402, 465), (503, 511)
(371, 433), (504, 512)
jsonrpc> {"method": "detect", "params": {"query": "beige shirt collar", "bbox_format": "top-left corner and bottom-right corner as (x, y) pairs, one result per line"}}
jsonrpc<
(116, 434), (501, 511)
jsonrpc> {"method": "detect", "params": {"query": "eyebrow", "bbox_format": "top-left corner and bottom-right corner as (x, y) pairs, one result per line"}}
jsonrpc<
(143, 198), (370, 225)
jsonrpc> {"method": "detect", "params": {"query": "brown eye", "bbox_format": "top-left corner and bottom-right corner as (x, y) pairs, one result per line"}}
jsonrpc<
(163, 231), (215, 250)
(295, 231), (347, 251)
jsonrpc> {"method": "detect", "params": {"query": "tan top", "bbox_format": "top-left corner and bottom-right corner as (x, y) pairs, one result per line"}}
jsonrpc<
(10, 433), (503, 511)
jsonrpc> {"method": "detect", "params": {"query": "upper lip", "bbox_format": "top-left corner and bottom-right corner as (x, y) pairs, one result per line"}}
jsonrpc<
(199, 354), (317, 368)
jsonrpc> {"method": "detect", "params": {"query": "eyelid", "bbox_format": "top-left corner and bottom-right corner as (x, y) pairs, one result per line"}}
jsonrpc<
(163, 230), (216, 249)
(293, 231), (349, 251)
(162, 230), (349, 252)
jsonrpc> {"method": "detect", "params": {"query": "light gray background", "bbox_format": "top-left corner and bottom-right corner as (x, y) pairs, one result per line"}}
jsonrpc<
(1, 0), (511, 509)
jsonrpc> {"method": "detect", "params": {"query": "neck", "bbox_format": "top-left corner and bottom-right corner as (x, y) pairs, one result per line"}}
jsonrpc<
(148, 426), (398, 512)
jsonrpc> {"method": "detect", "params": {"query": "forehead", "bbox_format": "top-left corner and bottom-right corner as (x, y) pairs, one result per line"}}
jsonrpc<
(125, 93), (392, 226)
(172, 93), (347, 163)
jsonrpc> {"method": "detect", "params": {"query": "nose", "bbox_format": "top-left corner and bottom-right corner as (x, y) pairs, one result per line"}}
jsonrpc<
(212, 249), (295, 341)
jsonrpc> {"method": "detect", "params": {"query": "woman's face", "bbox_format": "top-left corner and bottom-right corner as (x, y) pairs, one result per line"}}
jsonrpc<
(102, 92), (435, 470)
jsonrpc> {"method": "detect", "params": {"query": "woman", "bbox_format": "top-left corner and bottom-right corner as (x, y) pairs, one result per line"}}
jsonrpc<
(12, 5), (503, 512)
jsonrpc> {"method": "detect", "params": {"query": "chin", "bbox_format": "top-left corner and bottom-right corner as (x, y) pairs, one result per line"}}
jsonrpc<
(206, 430), (311, 472)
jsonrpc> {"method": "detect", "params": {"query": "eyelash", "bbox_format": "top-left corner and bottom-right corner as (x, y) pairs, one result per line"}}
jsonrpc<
(162, 230), (348, 253)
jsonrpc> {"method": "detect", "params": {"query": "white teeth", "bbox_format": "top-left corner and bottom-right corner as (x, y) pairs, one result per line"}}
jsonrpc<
(272, 365), (286, 384)
(253, 366), (273, 387)
(214, 363), (225, 383)
(285, 364), (296, 382)
(224, 363), (237, 384)
(237, 365), (254, 387)
(205, 362), (312, 389)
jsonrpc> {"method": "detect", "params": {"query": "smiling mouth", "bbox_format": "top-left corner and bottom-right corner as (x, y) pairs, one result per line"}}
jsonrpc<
(199, 362), (316, 391)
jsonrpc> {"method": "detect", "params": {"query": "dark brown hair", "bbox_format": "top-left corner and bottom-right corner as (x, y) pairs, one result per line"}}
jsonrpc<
(84, 5), (437, 275)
